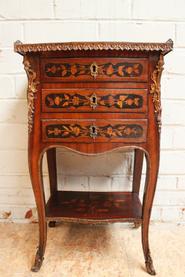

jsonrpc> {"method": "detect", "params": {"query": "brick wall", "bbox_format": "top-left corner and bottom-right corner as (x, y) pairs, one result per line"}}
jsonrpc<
(0, 0), (185, 223)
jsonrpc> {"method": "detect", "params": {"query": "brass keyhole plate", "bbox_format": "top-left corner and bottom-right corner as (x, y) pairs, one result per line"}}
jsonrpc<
(89, 93), (98, 109)
(90, 124), (98, 139)
(90, 62), (98, 78)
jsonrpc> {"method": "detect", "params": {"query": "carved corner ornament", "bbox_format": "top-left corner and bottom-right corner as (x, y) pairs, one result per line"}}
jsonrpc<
(23, 57), (39, 133)
(150, 54), (164, 133)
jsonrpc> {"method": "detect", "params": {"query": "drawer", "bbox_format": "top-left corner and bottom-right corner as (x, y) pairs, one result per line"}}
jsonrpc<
(41, 58), (148, 82)
(42, 89), (148, 113)
(42, 119), (147, 143)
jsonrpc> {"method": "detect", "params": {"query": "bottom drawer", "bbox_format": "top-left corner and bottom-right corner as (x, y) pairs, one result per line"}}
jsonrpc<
(42, 119), (147, 143)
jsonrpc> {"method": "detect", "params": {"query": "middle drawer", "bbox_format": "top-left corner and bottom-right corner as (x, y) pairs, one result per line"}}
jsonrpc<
(42, 89), (147, 114)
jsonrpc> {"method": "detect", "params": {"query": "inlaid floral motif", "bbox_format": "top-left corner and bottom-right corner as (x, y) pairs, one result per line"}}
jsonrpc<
(45, 62), (143, 78)
(45, 93), (143, 110)
(60, 197), (126, 214)
(46, 123), (143, 139)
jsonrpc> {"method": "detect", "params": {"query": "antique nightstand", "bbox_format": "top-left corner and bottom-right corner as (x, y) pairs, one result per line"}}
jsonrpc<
(14, 40), (173, 275)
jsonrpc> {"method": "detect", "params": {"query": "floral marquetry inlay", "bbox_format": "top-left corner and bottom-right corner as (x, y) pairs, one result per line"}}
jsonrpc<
(23, 57), (39, 133)
(45, 62), (143, 78)
(46, 123), (143, 139)
(45, 93), (143, 110)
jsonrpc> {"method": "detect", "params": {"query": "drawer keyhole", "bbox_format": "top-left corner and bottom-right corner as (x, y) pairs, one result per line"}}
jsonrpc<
(90, 125), (98, 139)
(89, 93), (98, 109)
(92, 65), (96, 72)
(90, 62), (98, 78)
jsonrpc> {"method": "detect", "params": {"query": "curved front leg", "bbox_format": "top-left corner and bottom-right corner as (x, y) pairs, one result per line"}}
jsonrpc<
(142, 148), (159, 275)
(132, 148), (144, 229)
(29, 147), (47, 272)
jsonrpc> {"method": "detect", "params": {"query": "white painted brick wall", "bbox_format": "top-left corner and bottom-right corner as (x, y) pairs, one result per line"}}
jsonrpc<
(0, 0), (185, 223)
(132, 0), (185, 20)
(0, 0), (54, 19)
(176, 24), (185, 47)
(54, 0), (132, 19)
(24, 21), (98, 42)
(99, 22), (175, 42)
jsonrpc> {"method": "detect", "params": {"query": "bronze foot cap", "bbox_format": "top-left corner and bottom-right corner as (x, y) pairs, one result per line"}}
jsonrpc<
(145, 261), (156, 275)
(145, 251), (156, 275)
(31, 249), (44, 272)
(48, 221), (56, 228)
(133, 221), (141, 229)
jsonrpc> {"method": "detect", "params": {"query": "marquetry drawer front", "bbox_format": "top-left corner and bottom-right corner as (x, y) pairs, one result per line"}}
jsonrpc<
(42, 119), (147, 143)
(41, 58), (148, 82)
(42, 89), (148, 113)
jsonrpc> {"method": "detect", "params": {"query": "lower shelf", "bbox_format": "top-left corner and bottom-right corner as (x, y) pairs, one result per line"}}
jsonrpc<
(45, 191), (142, 223)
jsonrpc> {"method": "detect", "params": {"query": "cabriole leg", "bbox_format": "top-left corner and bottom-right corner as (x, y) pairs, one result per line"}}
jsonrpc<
(29, 148), (47, 272)
(142, 150), (159, 275)
(133, 149), (144, 229)
(133, 149), (144, 194)
(47, 148), (57, 228)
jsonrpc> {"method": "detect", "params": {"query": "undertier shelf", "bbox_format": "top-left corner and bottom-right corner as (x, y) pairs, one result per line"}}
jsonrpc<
(46, 191), (142, 223)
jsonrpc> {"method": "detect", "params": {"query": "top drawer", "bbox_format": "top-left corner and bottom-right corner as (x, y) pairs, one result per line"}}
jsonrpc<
(41, 58), (148, 83)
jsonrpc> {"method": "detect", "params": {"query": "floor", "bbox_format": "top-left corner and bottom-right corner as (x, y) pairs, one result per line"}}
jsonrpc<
(0, 222), (185, 277)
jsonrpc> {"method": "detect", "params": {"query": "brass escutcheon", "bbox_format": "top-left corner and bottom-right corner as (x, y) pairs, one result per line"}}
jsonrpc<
(89, 93), (98, 109)
(89, 124), (98, 139)
(90, 62), (98, 78)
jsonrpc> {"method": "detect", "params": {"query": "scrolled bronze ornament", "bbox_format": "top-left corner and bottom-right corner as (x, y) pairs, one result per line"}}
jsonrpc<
(150, 54), (164, 132)
(23, 57), (39, 133)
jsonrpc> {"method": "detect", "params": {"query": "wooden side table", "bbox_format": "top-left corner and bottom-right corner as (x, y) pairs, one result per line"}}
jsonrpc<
(14, 40), (173, 275)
